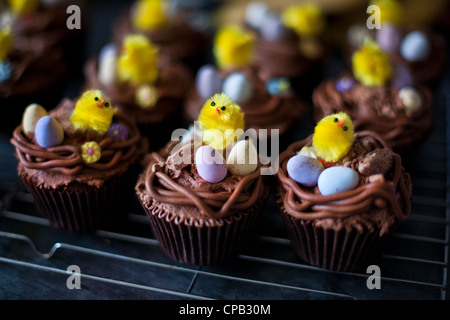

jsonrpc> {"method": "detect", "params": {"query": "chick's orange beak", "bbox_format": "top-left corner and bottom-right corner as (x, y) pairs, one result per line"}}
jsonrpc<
(215, 107), (220, 115)
(337, 119), (345, 128)
(97, 99), (105, 108)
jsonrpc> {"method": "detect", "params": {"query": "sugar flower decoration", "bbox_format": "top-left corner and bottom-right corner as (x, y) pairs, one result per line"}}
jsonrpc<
(352, 40), (392, 87)
(281, 3), (325, 38)
(108, 123), (129, 141)
(370, 0), (403, 26)
(81, 141), (101, 164)
(213, 25), (254, 70)
(132, 0), (169, 31)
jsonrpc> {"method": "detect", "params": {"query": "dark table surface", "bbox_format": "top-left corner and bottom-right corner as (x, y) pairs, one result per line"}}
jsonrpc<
(0, 0), (449, 300)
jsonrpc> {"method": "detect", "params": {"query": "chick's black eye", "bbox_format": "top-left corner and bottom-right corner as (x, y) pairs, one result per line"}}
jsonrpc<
(105, 102), (110, 107)
(334, 118), (338, 122)
(211, 101), (215, 106)
(343, 126), (348, 131)
(94, 97), (99, 101)
(221, 106), (226, 111)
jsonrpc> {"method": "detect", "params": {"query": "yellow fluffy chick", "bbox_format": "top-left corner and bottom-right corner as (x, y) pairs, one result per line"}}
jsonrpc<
(198, 93), (245, 150)
(281, 3), (325, 38)
(213, 25), (254, 70)
(312, 113), (354, 163)
(70, 90), (117, 138)
(8, 0), (39, 16)
(117, 34), (159, 86)
(0, 28), (12, 61)
(132, 0), (169, 31)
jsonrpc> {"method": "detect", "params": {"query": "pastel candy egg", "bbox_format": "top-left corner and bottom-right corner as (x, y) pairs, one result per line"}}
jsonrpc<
(227, 139), (258, 176)
(245, 1), (270, 30)
(98, 43), (117, 85)
(399, 87), (422, 113)
(392, 65), (414, 90)
(318, 166), (359, 196)
(400, 31), (431, 62)
(298, 146), (317, 159)
(196, 65), (222, 99)
(22, 103), (48, 137)
(259, 13), (289, 41)
(195, 145), (227, 183)
(222, 72), (253, 104)
(376, 23), (401, 53)
(34, 116), (64, 148)
(287, 154), (324, 187)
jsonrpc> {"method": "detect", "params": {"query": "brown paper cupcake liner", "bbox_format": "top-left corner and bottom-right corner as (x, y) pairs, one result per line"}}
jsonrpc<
(140, 200), (265, 265)
(278, 203), (390, 273)
(21, 175), (124, 233)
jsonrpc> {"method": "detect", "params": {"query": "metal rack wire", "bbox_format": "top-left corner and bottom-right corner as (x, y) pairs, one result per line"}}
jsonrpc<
(0, 0), (449, 301)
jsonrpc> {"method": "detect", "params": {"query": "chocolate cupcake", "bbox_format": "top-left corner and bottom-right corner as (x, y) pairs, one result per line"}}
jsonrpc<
(84, 34), (192, 150)
(244, 2), (328, 94)
(184, 25), (308, 145)
(275, 113), (412, 272)
(0, 26), (68, 134)
(136, 93), (269, 265)
(313, 40), (434, 155)
(111, 0), (211, 70)
(10, 90), (148, 232)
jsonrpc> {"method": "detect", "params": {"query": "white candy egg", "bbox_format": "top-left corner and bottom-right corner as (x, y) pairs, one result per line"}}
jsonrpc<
(399, 87), (422, 113)
(98, 43), (117, 85)
(226, 139), (258, 176)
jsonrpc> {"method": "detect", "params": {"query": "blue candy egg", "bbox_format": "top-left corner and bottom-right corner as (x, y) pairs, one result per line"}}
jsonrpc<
(400, 31), (431, 62)
(287, 154), (324, 187)
(259, 13), (289, 41)
(196, 65), (223, 99)
(376, 23), (401, 53)
(195, 145), (228, 183)
(222, 72), (253, 103)
(266, 77), (291, 95)
(318, 166), (359, 196)
(35, 116), (64, 148)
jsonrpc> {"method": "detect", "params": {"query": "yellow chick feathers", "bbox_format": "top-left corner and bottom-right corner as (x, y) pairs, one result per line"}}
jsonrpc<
(70, 90), (117, 136)
(0, 28), (12, 61)
(117, 34), (159, 86)
(312, 112), (354, 163)
(132, 0), (169, 31)
(8, 0), (39, 16)
(213, 25), (254, 70)
(198, 93), (245, 150)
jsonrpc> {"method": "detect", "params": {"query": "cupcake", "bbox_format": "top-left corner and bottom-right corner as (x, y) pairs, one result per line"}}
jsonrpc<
(345, 0), (446, 85)
(111, 0), (212, 70)
(10, 90), (148, 232)
(136, 93), (269, 265)
(313, 40), (434, 155)
(244, 2), (328, 94)
(0, 25), (68, 134)
(84, 34), (192, 150)
(275, 113), (412, 272)
(184, 24), (308, 145)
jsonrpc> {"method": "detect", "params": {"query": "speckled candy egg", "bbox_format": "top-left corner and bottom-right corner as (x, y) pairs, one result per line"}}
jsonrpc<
(34, 116), (64, 148)
(287, 154), (324, 187)
(227, 139), (258, 176)
(222, 72), (253, 104)
(196, 65), (222, 99)
(376, 23), (401, 53)
(318, 166), (359, 196)
(259, 13), (289, 41)
(400, 31), (431, 62)
(22, 103), (48, 138)
(195, 145), (228, 183)
(245, 1), (270, 30)
(399, 87), (422, 113)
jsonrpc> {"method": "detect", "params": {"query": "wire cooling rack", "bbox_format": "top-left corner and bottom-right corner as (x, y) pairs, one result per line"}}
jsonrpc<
(0, 0), (449, 301)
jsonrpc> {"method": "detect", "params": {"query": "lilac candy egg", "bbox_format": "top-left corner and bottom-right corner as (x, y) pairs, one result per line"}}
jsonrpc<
(335, 76), (355, 92)
(195, 145), (228, 183)
(259, 13), (289, 41)
(196, 65), (223, 99)
(287, 154), (324, 187)
(400, 31), (431, 62)
(392, 65), (414, 90)
(35, 116), (64, 148)
(376, 23), (401, 53)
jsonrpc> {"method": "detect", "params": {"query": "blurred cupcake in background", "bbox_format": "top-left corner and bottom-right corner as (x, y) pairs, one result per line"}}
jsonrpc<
(111, 0), (213, 71)
(184, 24), (308, 146)
(84, 33), (192, 150)
(345, 0), (446, 85)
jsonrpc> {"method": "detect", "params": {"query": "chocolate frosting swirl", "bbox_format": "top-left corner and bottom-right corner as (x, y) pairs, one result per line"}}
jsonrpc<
(312, 73), (434, 151)
(136, 140), (268, 221)
(184, 65), (308, 137)
(276, 132), (412, 235)
(84, 57), (192, 125)
(11, 98), (147, 187)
